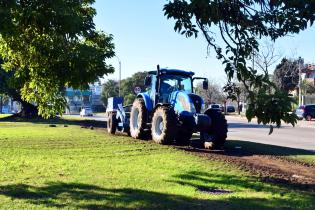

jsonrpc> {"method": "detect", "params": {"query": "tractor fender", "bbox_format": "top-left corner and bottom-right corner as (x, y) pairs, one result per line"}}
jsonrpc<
(137, 93), (153, 112)
(152, 103), (172, 113)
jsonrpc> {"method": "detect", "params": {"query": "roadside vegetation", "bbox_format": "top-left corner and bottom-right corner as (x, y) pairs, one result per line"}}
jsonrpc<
(0, 119), (314, 209)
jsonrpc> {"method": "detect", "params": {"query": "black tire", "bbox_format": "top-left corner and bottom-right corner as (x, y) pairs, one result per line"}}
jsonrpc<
(201, 109), (228, 149)
(130, 98), (148, 139)
(107, 112), (117, 134)
(175, 130), (192, 145)
(151, 106), (177, 144)
(305, 115), (312, 121)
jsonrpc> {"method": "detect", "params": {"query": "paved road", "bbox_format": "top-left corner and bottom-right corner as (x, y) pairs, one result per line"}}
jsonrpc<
(63, 114), (107, 121)
(64, 114), (315, 151)
(226, 116), (315, 152)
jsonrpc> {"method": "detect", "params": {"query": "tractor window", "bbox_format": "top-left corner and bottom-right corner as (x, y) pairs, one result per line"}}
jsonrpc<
(160, 75), (192, 95)
(181, 77), (192, 93)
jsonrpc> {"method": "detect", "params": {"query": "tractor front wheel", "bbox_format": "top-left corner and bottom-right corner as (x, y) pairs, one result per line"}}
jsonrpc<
(130, 98), (148, 139)
(151, 106), (177, 144)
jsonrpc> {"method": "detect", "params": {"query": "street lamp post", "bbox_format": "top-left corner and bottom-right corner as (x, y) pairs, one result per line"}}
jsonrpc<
(298, 57), (302, 106)
(115, 56), (122, 97)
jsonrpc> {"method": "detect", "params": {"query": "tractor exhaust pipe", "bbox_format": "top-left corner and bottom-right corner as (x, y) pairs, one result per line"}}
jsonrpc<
(156, 64), (161, 103)
(157, 64), (160, 76)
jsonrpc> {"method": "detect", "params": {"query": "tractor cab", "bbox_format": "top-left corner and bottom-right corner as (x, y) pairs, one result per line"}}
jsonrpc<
(145, 68), (208, 107)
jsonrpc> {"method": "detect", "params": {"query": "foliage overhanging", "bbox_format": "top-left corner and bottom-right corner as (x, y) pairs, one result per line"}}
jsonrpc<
(164, 0), (315, 128)
(0, 0), (115, 118)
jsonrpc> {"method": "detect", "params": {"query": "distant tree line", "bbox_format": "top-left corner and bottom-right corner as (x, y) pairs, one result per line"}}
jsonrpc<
(101, 72), (147, 106)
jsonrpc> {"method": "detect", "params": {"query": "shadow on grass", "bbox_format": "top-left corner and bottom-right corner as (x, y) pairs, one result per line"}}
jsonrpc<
(225, 140), (315, 157)
(169, 169), (315, 192)
(185, 138), (315, 158)
(0, 180), (311, 210)
(0, 115), (106, 128)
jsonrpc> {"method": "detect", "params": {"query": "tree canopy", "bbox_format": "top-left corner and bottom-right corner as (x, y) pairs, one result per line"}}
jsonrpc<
(164, 0), (315, 127)
(273, 58), (300, 93)
(0, 0), (115, 118)
(301, 80), (315, 95)
(101, 79), (119, 106)
(120, 72), (147, 105)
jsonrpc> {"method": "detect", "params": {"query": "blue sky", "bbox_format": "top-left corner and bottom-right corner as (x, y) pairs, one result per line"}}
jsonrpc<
(94, 0), (315, 84)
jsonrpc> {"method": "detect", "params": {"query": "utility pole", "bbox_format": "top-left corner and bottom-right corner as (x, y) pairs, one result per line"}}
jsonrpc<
(119, 59), (121, 97)
(115, 56), (121, 97)
(298, 57), (302, 106)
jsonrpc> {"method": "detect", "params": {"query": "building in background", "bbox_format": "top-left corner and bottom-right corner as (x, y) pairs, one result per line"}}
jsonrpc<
(303, 63), (315, 86)
(0, 97), (21, 114)
(301, 64), (315, 105)
(64, 88), (92, 114)
(89, 83), (105, 112)
(64, 83), (105, 114)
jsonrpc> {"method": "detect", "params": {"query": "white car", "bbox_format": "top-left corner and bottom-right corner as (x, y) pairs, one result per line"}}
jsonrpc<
(80, 107), (93, 117)
(209, 104), (222, 112)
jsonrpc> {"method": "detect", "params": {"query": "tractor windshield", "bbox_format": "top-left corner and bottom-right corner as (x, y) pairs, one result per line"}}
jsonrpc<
(160, 75), (192, 95)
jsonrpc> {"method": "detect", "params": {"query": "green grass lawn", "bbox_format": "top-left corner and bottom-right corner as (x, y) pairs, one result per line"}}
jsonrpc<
(0, 114), (12, 119)
(0, 120), (314, 209)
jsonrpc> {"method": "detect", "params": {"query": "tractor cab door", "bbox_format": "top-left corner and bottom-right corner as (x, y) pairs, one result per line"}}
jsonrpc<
(146, 74), (157, 106)
(158, 77), (176, 103)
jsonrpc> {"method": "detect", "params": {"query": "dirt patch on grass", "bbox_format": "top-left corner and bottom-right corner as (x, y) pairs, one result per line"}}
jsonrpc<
(176, 145), (315, 190)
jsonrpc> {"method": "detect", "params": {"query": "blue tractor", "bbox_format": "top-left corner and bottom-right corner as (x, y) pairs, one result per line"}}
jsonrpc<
(107, 65), (228, 148)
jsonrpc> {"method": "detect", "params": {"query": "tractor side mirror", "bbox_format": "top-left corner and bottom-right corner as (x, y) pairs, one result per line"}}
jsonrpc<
(203, 80), (208, 90)
(144, 76), (151, 86)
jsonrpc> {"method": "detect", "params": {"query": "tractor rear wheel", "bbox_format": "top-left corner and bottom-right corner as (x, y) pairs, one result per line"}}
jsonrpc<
(130, 98), (148, 139)
(107, 112), (117, 134)
(151, 106), (177, 144)
(201, 109), (228, 149)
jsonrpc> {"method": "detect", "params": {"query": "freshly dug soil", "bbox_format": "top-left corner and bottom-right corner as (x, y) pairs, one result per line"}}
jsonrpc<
(175, 144), (315, 190)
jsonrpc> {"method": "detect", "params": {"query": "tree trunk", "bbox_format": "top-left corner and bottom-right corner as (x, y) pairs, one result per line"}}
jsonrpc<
(19, 100), (38, 118)
(0, 95), (2, 114)
(11, 94), (39, 118)
(237, 100), (240, 115)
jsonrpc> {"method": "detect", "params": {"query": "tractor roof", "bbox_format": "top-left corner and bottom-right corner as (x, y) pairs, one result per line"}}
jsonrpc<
(148, 68), (195, 77)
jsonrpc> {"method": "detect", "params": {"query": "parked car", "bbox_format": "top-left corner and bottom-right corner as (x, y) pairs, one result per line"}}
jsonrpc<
(295, 104), (315, 121)
(226, 105), (235, 113)
(209, 104), (222, 112)
(80, 107), (93, 117)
